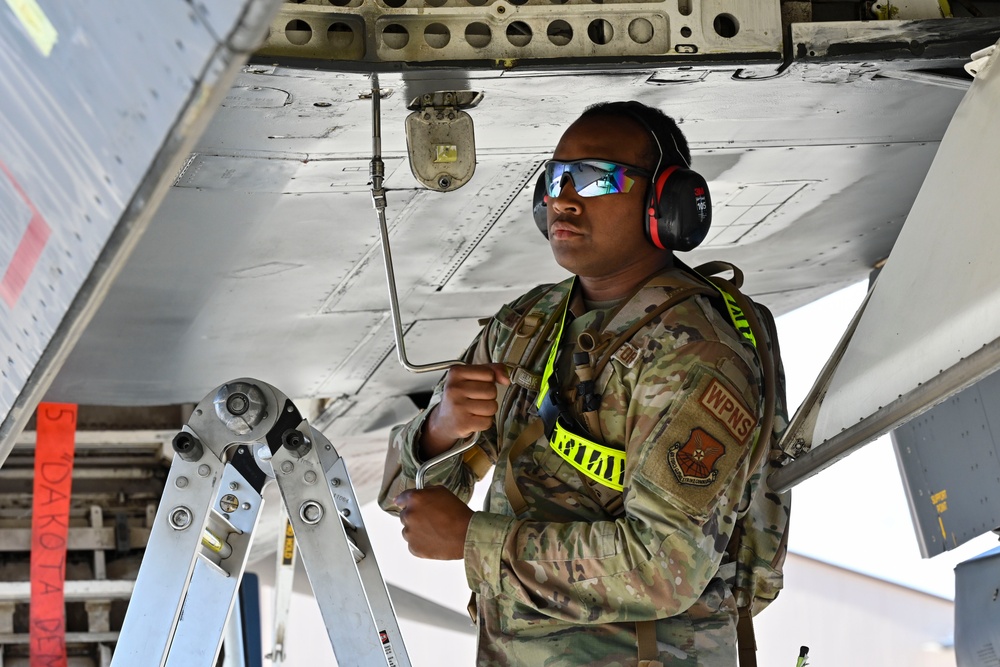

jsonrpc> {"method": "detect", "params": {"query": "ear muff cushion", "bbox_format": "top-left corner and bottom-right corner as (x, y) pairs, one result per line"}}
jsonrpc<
(532, 173), (549, 237)
(647, 167), (712, 252)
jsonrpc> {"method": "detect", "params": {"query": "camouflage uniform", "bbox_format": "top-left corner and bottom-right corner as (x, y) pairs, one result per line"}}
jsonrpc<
(380, 267), (785, 666)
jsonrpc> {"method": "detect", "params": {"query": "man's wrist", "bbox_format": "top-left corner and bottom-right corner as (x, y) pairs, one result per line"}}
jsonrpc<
(418, 406), (459, 460)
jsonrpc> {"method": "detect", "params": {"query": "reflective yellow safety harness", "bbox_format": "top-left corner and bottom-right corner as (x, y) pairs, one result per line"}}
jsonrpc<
(534, 272), (759, 493)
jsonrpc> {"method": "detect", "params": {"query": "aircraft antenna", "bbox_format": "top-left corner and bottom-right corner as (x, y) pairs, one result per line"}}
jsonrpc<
(367, 74), (479, 487)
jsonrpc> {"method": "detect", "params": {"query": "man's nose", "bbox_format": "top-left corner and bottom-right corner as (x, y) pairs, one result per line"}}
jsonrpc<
(550, 174), (583, 213)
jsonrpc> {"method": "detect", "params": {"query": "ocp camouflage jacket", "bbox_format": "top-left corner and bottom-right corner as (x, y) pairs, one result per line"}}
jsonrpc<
(380, 267), (787, 667)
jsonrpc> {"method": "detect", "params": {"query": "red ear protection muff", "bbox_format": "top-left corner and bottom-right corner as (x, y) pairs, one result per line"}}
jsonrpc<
(531, 111), (712, 251)
(646, 165), (712, 252)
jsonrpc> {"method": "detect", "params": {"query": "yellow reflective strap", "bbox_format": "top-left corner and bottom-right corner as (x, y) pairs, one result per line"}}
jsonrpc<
(536, 280), (574, 409)
(549, 420), (626, 491)
(712, 283), (756, 349)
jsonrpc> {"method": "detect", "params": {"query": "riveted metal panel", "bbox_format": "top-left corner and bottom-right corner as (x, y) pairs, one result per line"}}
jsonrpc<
(893, 369), (1000, 558)
(955, 547), (1000, 667)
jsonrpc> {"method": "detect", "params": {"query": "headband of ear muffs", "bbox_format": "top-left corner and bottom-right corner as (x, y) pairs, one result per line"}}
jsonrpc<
(531, 116), (713, 252)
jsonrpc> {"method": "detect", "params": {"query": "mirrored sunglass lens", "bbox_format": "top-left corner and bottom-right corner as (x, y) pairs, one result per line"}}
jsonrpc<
(578, 165), (627, 197)
(545, 162), (570, 197)
(546, 161), (629, 198)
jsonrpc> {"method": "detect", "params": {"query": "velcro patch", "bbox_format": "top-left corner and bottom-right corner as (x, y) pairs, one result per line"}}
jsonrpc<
(699, 378), (755, 445)
(611, 341), (640, 368)
(668, 428), (726, 486)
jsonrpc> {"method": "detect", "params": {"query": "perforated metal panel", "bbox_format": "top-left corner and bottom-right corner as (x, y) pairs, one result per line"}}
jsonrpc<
(256, 0), (783, 64)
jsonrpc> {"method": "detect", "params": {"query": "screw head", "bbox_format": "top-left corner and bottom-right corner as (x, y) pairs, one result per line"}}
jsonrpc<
(280, 460), (294, 474)
(304, 470), (318, 485)
(175, 476), (189, 489)
(198, 464), (211, 477)
(229, 482), (239, 491)
(220, 494), (239, 513)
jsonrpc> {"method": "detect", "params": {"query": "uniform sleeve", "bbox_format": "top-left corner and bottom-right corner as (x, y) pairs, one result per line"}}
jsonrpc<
(377, 327), (500, 515)
(464, 340), (761, 624)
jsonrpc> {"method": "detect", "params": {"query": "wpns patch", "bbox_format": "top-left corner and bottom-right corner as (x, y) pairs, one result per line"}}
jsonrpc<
(668, 428), (725, 486)
(699, 378), (755, 445)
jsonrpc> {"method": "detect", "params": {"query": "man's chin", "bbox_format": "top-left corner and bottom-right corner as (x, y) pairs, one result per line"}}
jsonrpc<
(549, 246), (586, 275)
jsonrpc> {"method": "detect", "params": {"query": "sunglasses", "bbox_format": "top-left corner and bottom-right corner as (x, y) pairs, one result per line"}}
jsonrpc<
(543, 159), (651, 199)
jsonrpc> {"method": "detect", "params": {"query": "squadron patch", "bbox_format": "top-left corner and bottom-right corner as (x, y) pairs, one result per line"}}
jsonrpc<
(668, 428), (726, 486)
(699, 378), (755, 445)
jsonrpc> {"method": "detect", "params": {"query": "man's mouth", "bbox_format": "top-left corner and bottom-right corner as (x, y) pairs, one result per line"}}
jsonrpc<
(549, 220), (583, 239)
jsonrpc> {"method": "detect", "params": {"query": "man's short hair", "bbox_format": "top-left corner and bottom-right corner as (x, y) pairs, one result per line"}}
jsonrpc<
(578, 101), (690, 172)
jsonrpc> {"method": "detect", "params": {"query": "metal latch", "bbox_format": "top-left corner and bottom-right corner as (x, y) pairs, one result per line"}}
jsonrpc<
(404, 90), (484, 192)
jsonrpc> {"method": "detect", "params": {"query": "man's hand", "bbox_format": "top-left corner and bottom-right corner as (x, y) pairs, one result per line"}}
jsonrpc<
(421, 363), (510, 459)
(395, 487), (474, 560)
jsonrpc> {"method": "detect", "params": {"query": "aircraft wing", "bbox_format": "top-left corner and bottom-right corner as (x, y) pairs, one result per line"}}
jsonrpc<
(0, 1), (284, 468)
(30, 11), (999, 506)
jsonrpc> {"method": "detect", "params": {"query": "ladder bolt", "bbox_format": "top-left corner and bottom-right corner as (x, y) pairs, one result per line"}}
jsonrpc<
(198, 464), (211, 477)
(175, 476), (189, 489)
(300, 501), (324, 525)
(282, 428), (312, 458)
(172, 432), (203, 462)
(304, 470), (318, 485)
(169, 507), (192, 531)
(280, 460), (294, 474)
(226, 392), (250, 415)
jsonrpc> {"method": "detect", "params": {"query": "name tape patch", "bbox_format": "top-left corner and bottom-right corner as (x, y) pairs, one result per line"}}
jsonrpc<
(699, 378), (754, 445)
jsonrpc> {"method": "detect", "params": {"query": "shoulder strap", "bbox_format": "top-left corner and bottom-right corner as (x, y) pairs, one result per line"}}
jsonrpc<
(630, 262), (777, 667)
(692, 262), (776, 478)
(636, 620), (663, 667)
(495, 283), (571, 516)
(692, 263), (777, 667)
(590, 278), (717, 381)
(462, 283), (560, 478)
